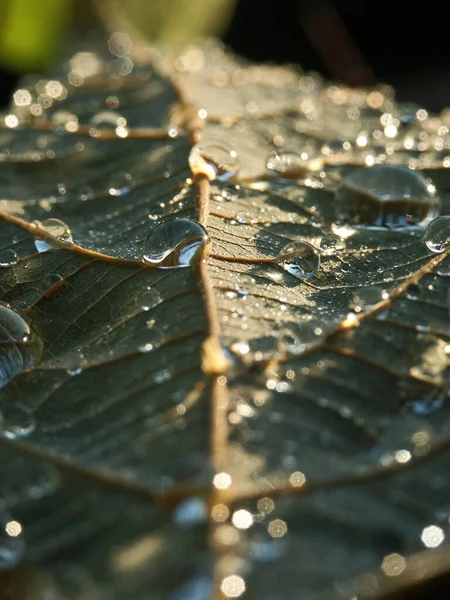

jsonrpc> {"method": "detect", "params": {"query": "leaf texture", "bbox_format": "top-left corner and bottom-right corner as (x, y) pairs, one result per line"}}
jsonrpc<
(1, 37), (450, 600)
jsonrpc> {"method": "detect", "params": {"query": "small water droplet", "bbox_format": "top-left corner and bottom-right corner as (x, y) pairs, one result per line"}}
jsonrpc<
(349, 286), (388, 313)
(142, 219), (208, 268)
(154, 368), (172, 384)
(173, 498), (207, 528)
(236, 211), (249, 224)
(406, 283), (420, 300)
(108, 171), (133, 196)
(336, 165), (439, 229)
(89, 110), (126, 129)
(140, 288), (161, 311)
(0, 305), (42, 389)
(266, 149), (322, 177)
(0, 249), (18, 267)
(275, 242), (320, 280)
(0, 403), (36, 438)
(189, 140), (239, 181)
(67, 367), (83, 376)
(278, 322), (325, 355)
(0, 512), (25, 570)
(437, 263), (450, 276)
(41, 273), (63, 291)
(424, 216), (450, 253)
(320, 234), (346, 255)
(221, 185), (240, 201)
(34, 218), (72, 252)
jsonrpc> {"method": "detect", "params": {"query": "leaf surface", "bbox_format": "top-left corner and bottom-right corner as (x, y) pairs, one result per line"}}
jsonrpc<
(1, 38), (450, 600)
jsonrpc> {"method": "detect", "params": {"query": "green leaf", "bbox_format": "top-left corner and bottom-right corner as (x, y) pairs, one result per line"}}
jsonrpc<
(1, 38), (450, 600)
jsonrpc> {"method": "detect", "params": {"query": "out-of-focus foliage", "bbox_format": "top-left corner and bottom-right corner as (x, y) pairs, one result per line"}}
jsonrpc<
(0, 0), (72, 71)
(98, 0), (237, 46)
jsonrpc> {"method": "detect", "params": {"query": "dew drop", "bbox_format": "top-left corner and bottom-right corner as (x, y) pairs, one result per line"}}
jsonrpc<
(142, 219), (208, 268)
(320, 234), (346, 255)
(406, 284), (420, 300)
(189, 140), (239, 181)
(423, 216), (450, 253)
(34, 218), (73, 252)
(266, 149), (322, 178)
(140, 288), (161, 311)
(221, 185), (240, 201)
(41, 273), (63, 291)
(0, 512), (26, 570)
(0, 249), (18, 267)
(89, 110), (126, 129)
(236, 211), (249, 224)
(0, 305), (43, 389)
(275, 242), (320, 280)
(278, 322), (325, 355)
(0, 403), (36, 438)
(349, 286), (388, 313)
(405, 388), (446, 416)
(336, 165), (440, 229)
(108, 171), (132, 196)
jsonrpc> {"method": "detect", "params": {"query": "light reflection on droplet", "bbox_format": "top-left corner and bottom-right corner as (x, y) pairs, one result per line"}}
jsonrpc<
(142, 219), (208, 268)
(381, 553), (407, 576)
(421, 525), (445, 548)
(35, 218), (73, 252)
(220, 575), (246, 598)
(424, 216), (450, 253)
(275, 241), (320, 280)
(213, 472), (232, 490)
(231, 509), (253, 530)
(268, 519), (287, 538)
(189, 140), (239, 181)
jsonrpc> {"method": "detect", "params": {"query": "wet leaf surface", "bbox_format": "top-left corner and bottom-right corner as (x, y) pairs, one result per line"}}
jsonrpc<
(1, 37), (450, 600)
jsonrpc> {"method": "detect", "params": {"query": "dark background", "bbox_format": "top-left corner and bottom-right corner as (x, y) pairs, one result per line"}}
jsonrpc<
(1, 0), (450, 111)
(224, 0), (450, 111)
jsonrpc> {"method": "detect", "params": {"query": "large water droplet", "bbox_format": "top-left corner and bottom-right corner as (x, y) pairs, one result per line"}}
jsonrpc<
(336, 165), (439, 229)
(423, 216), (450, 253)
(275, 242), (320, 280)
(189, 140), (239, 181)
(0, 305), (42, 389)
(0, 249), (18, 267)
(266, 150), (323, 178)
(349, 286), (388, 313)
(320, 234), (346, 255)
(0, 403), (36, 438)
(142, 219), (208, 268)
(0, 512), (26, 570)
(35, 218), (73, 252)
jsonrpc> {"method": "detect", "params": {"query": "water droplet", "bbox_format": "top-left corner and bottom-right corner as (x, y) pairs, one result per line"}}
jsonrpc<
(236, 211), (249, 224)
(266, 149), (322, 177)
(140, 288), (161, 311)
(0, 512), (25, 570)
(336, 165), (439, 229)
(349, 286), (388, 313)
(0, 403), (36, 438)
(221, 185), (240, 201)
(34, 218), (73, 252)
(278, 322), (325, 355)
(173, 498), (207, 528)
(406, 283), (420, 300)
(89, 110), (126, 129)
(275, 242), (320, 280)
(437, 263), (450, 276)
(320, 234), (346, 255)
(41, 273), (63, 291)
(424, 216), (450, 253)
(108, 171), (132, 196)
(0, 249), (18, 267)
(0, 305), (42, 389)
(189, 140), (239, 181)
(142, 219), (208, 268)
